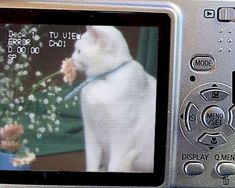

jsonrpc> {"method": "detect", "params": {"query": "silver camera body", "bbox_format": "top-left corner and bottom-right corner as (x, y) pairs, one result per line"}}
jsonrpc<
(1, 0), (235, 187)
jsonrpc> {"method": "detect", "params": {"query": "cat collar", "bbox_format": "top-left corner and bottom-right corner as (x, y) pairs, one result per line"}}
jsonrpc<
(64, 61), (131, 101)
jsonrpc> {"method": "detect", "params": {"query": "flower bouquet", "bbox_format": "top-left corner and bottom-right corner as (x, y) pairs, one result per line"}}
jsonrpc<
(0, 53), (79, 167)
(0, 57), (79, 167)
(0, 24), (79, 169)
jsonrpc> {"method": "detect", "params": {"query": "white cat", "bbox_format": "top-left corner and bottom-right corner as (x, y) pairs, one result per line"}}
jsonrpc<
(71, 26), (156, 172)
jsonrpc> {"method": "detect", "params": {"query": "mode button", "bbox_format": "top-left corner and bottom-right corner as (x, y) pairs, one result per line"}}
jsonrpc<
(191, 55), (215, 72)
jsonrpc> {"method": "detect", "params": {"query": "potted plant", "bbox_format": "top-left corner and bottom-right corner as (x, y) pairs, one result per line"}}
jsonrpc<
(0, 123), (34, 170)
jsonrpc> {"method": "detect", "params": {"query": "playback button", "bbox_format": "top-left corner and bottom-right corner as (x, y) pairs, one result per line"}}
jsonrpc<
(191, 55), (215, 72)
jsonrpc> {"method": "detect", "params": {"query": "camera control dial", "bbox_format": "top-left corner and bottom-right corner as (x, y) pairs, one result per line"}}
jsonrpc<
(180, 83), (233, 150)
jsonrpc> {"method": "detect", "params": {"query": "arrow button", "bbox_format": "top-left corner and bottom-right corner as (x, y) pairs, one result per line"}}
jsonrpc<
(185, 103), (199, 131)
(198, 133), (227, 146)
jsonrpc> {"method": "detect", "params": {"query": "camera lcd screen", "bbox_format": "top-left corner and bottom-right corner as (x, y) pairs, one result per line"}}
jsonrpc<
(0, 9), (170, 186)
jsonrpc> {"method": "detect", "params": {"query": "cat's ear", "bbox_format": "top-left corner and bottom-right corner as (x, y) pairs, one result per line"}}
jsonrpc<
(86, 26), (113, 50)
(86, 26), (99, 42)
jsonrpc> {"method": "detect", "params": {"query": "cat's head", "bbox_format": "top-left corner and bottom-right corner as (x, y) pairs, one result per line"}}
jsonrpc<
(72, 26), (132, 77)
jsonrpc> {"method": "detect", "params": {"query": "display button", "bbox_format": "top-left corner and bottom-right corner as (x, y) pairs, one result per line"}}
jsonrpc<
(184, 162), (204, 176)
(202, 106), (225, 129)
(229, 106), (235, 131)
(191, 56), (215, 71)
(198, 133), (227, 146)
(200, 89), (229, 102)
(185, 103), (199, 131)
(216, 162), (235, 176)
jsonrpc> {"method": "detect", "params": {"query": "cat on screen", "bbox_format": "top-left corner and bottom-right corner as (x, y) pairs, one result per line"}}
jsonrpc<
(71, 26), (156, 172)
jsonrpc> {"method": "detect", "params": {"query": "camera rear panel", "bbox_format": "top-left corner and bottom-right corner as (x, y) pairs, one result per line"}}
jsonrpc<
(1, 0), (235, 188)
(176, 1), (235, 187)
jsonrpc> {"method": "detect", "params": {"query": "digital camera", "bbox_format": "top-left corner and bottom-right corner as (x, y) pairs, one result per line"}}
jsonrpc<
(0, 0), (235, 187)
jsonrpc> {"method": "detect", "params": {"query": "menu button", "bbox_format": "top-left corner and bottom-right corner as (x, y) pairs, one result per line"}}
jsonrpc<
(191, 56), (215, 71)
(202, 106), (225, 129)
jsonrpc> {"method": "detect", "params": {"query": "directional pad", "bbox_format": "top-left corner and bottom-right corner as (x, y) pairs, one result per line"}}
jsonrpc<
(200, 89), (229, 102)
(198, 133), (227, 146)
(180, 83), (232, 150)
(229, 106), (235, 131)
(185, 103), (199, 131)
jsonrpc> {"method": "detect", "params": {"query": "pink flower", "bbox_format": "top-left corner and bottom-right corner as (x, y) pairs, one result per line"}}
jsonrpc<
(0, 141), (20, 152)
(0, 123), (24, 152)
(0, 123), (23, 141)
(60, 58), (77, 85)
